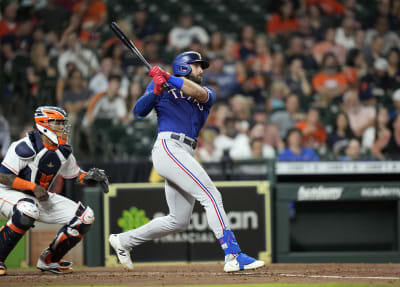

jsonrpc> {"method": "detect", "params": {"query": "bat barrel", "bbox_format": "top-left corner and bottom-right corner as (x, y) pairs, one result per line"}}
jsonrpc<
(110, 21), (171, 91)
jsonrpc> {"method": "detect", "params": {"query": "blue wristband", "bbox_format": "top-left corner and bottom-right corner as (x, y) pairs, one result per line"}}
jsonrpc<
(168, 76), (184, 89)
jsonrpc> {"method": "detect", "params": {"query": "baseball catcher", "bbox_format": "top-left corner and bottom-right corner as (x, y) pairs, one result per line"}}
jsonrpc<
(0, 106), (109, 276)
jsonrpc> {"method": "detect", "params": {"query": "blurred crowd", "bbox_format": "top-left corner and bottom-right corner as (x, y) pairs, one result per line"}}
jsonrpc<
(1, 0), (400, 162)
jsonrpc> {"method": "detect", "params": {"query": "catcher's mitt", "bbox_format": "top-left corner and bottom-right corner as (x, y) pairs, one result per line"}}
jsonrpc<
(82, 168), (109, 193)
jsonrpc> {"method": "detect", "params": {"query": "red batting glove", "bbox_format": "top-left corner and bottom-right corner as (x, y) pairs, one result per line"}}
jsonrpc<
(158, 69), (170, 81)
(149, 66), (162, 77)
(152, 74), (166, 86)
(149, 66), (171, 80)
(153, 83), (163, 95)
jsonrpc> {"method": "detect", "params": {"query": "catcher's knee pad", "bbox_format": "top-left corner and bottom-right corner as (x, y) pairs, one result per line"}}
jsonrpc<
(69, 202), (94, 235)
(11, 198), (40, 232)
(49, 203), (94, 262)
(0, 198), (39, 262)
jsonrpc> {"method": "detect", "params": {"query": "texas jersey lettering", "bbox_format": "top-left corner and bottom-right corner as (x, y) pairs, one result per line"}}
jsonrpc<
(167, 87), (215, 111)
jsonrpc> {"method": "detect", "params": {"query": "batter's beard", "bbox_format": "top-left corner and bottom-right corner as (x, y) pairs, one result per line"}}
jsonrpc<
(188, 73), (202, 84)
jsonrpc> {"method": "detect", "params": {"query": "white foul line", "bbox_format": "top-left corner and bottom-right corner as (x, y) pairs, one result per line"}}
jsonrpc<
(280, 273), (400, 280)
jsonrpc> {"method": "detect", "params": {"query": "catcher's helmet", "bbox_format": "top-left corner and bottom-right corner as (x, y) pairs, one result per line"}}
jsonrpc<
(34, 106), (70, 145)
(172, 51), (209, 76)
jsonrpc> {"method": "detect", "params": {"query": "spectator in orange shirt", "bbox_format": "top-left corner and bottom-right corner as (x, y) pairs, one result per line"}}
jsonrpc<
(266, 0), (299, 38)
(0, 1), (18, 39)
(73, 0), (107, 43)
(312, 52), (348, 107)
(306, 0), (344, 15)
(296, 107), (327, 149)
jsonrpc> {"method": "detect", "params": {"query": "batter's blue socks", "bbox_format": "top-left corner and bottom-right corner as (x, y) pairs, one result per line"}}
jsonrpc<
(218, 230), (241, 256)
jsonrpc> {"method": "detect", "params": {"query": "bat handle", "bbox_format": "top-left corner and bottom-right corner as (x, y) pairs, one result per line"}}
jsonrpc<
(162, 82), (172, 92)
(147, 65), (171, 91)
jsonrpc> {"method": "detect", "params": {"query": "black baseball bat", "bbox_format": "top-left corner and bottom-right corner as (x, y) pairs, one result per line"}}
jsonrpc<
(109, 21), (171, 91)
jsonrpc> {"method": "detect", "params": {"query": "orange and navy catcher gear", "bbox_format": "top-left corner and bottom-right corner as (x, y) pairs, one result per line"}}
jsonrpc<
(0, 198), (39, 262)
(48, 203), (94, 263)
(34, 106), (70, 145)
(0, 130), (75, 195)
(172, 51), (209, 76)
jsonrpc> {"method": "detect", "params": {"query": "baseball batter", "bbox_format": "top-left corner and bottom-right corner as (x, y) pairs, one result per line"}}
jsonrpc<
(109, 51), (265, 272)
(0, 106), (109, 276)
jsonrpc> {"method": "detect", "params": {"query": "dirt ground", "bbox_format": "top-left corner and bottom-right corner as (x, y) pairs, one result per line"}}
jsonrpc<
(3, 263), (400, 286)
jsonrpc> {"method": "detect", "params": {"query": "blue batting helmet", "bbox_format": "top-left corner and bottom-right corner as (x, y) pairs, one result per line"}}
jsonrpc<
(172, 51), (209, 76)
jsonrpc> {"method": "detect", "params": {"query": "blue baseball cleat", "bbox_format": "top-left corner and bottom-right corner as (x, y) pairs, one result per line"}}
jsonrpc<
(224, 253), (265, 272)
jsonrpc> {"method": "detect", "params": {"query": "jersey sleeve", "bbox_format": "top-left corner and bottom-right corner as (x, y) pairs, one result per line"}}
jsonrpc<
(0, 142), (29, 175)
(133, 81), (159, 119)
(202, 86), (216, 109)
(58, 154), (80, 179)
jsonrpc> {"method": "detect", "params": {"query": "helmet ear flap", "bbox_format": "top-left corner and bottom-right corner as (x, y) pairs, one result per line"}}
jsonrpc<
(179, 63), (192, 76)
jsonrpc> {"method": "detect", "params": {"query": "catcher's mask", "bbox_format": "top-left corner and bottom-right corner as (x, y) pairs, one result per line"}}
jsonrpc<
(34, 106), (70, 145)
(172, 51), (209, 76)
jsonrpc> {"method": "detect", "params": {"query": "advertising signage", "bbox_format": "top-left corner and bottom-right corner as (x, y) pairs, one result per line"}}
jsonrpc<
(104, 181), (271, 265)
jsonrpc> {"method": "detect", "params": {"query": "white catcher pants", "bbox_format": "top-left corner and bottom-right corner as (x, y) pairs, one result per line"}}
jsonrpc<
(0, 187), (80, 225)
(119, 132), (230, 249)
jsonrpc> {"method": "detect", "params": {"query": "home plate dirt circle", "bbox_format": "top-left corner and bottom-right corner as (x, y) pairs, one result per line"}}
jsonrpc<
(3, 263), (400, 286)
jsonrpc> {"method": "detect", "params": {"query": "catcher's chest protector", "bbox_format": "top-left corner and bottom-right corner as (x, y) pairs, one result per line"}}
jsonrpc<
(15, 131), (72, 192)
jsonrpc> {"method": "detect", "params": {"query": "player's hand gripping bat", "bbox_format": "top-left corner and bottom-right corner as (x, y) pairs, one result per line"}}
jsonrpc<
(109, 21), (171, 91)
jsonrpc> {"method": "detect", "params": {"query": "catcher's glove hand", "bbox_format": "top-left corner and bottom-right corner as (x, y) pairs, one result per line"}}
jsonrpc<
(82, 168), (109, 193)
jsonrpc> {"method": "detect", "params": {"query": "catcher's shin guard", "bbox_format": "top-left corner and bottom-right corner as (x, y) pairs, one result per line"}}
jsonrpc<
(48, 203), (94, 262)
(0, 198), (39, 262)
